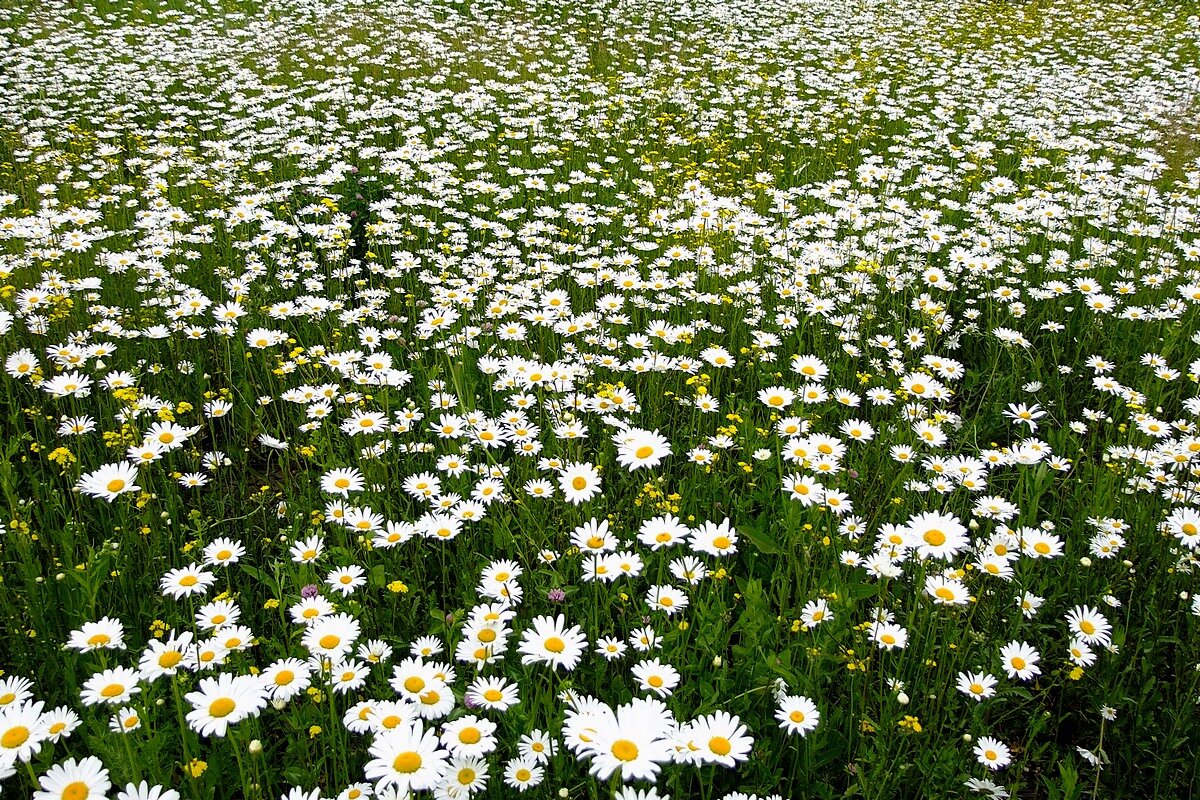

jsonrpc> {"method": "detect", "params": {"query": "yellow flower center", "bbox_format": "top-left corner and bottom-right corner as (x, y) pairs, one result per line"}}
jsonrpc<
(923, 530), (946, 547)
(709, 736), (731, 756)
(571, 477), (587, 490)
(62, 782), (90, 800)
(101, 683), (124, 698)
(612, 739), (639, 762)
(393, 751), (422, 774)
(209, 698), (236, 718)
(544, 637), (566, 653)
(106, 479), (126, 493)
(1, 726), (29, 748)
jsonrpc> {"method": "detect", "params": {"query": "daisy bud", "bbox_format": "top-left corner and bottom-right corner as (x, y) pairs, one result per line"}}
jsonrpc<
(897, 692), (910, 705)
(1080, 557), (1092, 567)
(248, 739), (263, 755)
(713, 656), (722, 668)
(558, 789), (569, 799)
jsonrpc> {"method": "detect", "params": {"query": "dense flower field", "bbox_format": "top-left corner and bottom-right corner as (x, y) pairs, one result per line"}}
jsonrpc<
(1, 0), (1199, 797)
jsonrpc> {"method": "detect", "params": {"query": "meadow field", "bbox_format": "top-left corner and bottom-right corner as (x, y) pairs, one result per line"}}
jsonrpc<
(0, 0), (1199, 797)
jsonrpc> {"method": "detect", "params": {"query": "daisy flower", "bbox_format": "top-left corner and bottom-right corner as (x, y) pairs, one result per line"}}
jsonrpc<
(363, 722), (448, 793)
(33, 756), (111, 800)
(502, 758), (544, 792)
(974, 736), (1012, 770)
(443, 755), (489, 795)
(776, 695), (820, 736)
(159, 565), (216, 599)
(0, 701), (47, 762)
(558, 462), (602, 504)
(631, 659), (680, 698)
(302, 614), (361, 661)
(680, 710), (753, 767)
(638, 514), (690, 550)
(690, 518), (738, 557)
(999, 641), (1041, 681)
(1065, 605), (1112, 646)
(956, 671), (998, 701)
(41, 707), (81, 743)
(905, 512), (969, 560)
(518, 615), (587, 671)
(614, 429), (673, 471)
(184, 673), (268, 737)
(575, 697), (677, 782)
(66, 617), (126, 653)
(202, 538), (245, 567)
(138, 631), (195, 680)
(262, 658), (312, 703)
(465, 677), (520, 712)
(440, 715), (498, 757)
(517, 730), (556, 764)
(871, 623), (909, 651)
(109, 707), (142, 734)
(800, 599), (833, 629)
(326, 565), (367, 596)
(77, 462), (140, 501)
(80, 668), (141, 707)
(117, 781), (180, 800)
